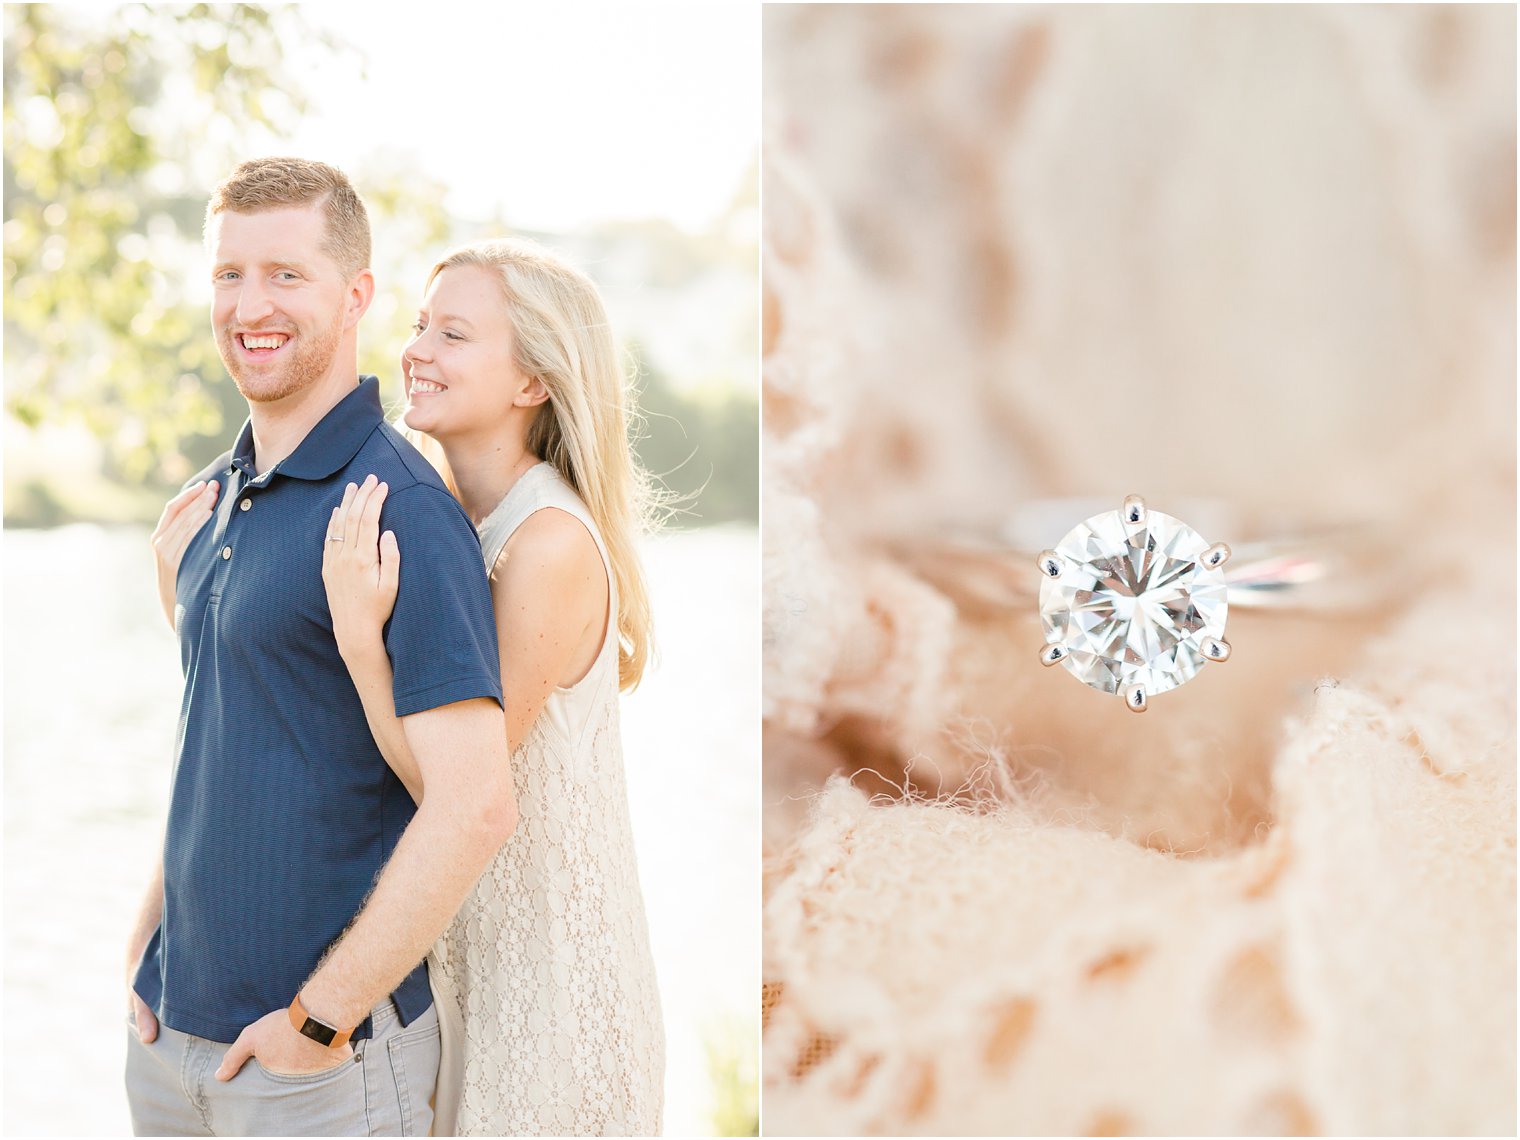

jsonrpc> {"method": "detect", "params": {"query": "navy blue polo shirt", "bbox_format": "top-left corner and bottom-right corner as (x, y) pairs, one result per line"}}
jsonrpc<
(133, 376), (502, 1044)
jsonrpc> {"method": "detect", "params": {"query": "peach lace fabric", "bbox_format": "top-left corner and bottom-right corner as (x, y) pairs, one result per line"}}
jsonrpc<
(763, 6), (1515, 1135)
(429, 463), (664, 1136)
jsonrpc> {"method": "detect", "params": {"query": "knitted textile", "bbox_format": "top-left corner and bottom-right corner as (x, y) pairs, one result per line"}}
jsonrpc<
(761, 6), (1516, 1135)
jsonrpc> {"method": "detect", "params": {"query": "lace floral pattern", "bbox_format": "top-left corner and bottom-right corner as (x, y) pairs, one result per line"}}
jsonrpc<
(432, 465), (664, 1136)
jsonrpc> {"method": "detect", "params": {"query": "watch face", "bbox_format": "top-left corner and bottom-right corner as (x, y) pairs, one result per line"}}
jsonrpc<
(297, 1017), (338, 1047)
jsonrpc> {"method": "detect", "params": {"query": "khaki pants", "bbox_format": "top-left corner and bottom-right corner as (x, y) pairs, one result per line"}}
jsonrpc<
(125, 1000), (439, 1137)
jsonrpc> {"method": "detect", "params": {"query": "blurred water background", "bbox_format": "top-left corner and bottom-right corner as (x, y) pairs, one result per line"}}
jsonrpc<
(4, 4), (757, 1135)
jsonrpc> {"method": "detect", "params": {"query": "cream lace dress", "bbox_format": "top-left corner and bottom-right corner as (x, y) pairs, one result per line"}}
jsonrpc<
(427, 462), (664, 1136)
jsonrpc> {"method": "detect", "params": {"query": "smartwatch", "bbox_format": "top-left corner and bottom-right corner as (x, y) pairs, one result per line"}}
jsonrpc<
(288, 992), (354, 1049)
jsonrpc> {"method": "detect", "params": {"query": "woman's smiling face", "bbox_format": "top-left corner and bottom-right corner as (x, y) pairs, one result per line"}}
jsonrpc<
(400, 265), (530, 442)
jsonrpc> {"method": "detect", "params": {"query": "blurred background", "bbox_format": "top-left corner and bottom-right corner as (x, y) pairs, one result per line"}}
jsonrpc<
(4, 3), (757, 1135)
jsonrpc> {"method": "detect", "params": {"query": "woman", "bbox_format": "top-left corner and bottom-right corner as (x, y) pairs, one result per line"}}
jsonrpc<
(153, 239), (665, 1136)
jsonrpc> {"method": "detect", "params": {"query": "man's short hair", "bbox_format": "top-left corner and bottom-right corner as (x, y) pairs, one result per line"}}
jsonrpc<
(206, 157), (371, 279)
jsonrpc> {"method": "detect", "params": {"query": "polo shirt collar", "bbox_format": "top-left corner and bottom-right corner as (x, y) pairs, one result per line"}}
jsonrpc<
(229, 376), (383, 482)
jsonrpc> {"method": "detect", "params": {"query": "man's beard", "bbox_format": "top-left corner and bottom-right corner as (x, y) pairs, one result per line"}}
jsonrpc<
(218, 310), (345, 405)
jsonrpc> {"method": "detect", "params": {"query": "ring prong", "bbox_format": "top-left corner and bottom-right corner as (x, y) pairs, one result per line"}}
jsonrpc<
(1122, 495), (1146, 525)
(1037, 550), (1063, 579)
(1040, 643), (1067, 668)
(1202, 542), (1232, 570)
(1123, 683), (1148, 712)
(1202, 637), (1232, 663)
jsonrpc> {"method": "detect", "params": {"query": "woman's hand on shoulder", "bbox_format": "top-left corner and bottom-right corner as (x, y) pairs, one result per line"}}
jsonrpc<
(151, 479), (219, 631)
(322, 475), (399, 663)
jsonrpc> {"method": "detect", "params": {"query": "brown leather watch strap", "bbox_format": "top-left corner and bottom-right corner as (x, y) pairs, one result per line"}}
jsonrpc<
(287, 991), (354, 1049)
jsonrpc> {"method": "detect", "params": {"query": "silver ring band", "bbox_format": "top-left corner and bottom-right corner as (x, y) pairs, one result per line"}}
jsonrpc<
(885, 495), (1400, 709)
(891, 504), (1393, 616)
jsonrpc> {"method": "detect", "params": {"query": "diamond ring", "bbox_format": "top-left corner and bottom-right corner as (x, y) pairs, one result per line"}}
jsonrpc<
(1036, 495), (1233, 712)
(888, 495), (1391, 713)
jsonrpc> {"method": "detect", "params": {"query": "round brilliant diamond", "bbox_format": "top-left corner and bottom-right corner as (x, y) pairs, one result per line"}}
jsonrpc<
(1039, 507), (1229, 698)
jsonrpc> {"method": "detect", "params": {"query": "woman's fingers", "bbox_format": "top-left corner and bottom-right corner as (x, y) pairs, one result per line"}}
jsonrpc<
(324, 480), (397, 640)
(326, 477), (388, 579)
(357, 481), (388, 548)
(153, 481), (217, 633)
(323, 506), (342, 569)
(335, 480), (359, 533)
(154, 482), (218, 560)
(343, 475), (378, 548)
(160, 479), (208, 519)
(378, 530), (400, 599)
(326, 480), (361, 555)
(153, 480), (214, 539)
(161, 508), (206, 564)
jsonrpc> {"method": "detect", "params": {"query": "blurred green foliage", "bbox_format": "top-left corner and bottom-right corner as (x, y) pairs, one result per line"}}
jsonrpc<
(635, 345), (759, 528)
(705, 1015), (760, 1136)
(4, 4), (756, 527)
(3, 4), (341, 487)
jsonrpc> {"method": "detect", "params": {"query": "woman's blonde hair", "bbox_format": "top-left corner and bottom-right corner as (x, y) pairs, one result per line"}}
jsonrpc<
(407, 238), (657, 690)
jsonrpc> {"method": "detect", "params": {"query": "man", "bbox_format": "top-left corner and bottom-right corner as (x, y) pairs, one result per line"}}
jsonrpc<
(124, 157), (513, 1136)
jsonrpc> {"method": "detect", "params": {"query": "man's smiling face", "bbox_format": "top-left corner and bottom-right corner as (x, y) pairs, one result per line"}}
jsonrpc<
(209, 202), (348, 405)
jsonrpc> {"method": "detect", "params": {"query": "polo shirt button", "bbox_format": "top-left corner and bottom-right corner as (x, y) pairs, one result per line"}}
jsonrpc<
(221, 546), (232, 560)
(239, 499), (251, 512)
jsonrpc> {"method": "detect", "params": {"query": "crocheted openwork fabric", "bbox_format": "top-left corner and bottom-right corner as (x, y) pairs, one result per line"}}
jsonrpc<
(761, 6), (1515, 1135)
(431, 464), (664, 1136)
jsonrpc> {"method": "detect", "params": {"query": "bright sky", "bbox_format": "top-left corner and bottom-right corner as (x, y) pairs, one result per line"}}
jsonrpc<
(278, 2), (759, 232)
